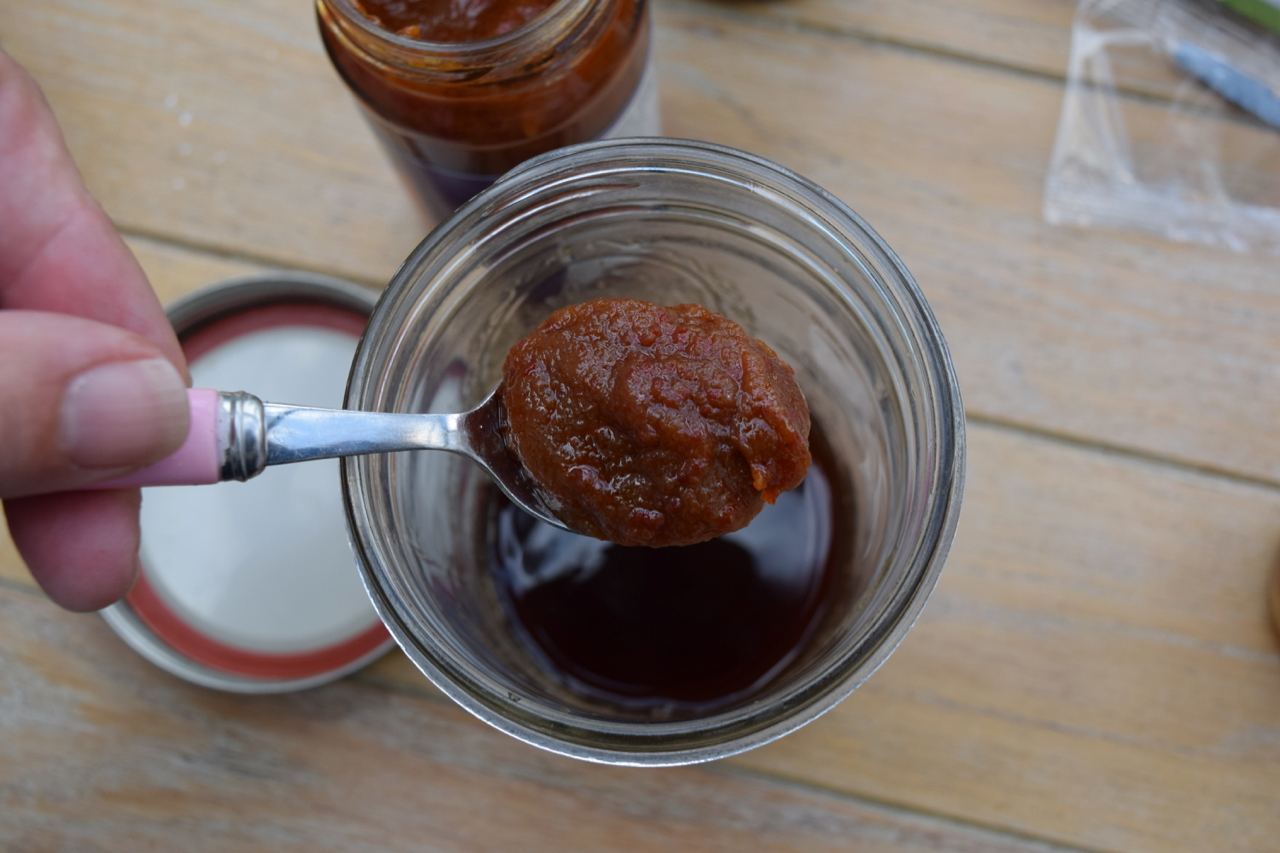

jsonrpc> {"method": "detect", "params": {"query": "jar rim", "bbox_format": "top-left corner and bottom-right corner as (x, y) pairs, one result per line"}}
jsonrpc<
(320, 0), (606, 64)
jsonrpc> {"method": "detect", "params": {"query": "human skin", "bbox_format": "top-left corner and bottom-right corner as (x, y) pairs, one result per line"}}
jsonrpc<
(0, 48), (191, 612)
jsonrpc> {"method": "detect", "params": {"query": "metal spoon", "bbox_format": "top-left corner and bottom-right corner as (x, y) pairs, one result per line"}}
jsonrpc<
(93, 386), (570, 532)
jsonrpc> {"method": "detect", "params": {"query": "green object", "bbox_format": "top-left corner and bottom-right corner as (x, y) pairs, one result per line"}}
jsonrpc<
(1216, 0), (1280, 35)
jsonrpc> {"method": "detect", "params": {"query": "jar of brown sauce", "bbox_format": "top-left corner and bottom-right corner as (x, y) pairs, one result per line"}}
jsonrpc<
(315, 0), (659, 217)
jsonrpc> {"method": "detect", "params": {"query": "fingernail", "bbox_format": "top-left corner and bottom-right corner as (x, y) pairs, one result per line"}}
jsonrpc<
(60, 358), (190, 469)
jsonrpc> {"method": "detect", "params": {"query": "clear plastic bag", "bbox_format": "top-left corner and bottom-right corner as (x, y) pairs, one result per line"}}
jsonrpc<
(1044, 0), (1280, 254)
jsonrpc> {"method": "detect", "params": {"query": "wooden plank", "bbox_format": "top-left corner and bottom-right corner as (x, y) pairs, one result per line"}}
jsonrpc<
(124, 233), (273, 307)
(6, 1), (1280, 486)
(690, 0), (1078, 79)
(687, 0), (1194, 102)
(0, 585), (1080, 853)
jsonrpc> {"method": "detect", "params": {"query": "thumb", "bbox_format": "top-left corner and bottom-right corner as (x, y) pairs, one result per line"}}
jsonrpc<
(0, 310), (190, 498)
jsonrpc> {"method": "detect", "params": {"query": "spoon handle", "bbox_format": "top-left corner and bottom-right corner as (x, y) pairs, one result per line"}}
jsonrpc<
(262, 402), (461, 464)
(87, 388), (224, 489)
(87, 390), (460, 489)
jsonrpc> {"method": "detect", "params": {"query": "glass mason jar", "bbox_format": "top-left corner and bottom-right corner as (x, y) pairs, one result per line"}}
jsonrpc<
(342, 139), (966, 765)
(315, 0), (659, 218)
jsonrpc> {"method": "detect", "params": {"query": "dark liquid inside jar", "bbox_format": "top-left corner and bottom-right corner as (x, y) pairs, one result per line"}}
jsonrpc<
(488, 424), (848, 716)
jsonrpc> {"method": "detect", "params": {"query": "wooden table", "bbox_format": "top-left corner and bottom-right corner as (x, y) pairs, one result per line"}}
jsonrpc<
(3, 1), (1279, 850)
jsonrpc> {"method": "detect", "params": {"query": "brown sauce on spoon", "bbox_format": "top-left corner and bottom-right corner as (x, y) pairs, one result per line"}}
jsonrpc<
(501, 298), (812, 548)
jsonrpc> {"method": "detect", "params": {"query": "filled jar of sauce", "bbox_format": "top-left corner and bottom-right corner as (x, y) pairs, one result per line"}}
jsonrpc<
(315, 0), (659, 217)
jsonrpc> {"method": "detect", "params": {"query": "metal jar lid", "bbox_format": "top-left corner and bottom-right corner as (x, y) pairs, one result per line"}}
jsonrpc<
(101, 271), (395, 693)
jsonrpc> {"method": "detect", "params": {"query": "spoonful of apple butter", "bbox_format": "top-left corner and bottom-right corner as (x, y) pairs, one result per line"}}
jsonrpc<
(91, 298), (812, 547)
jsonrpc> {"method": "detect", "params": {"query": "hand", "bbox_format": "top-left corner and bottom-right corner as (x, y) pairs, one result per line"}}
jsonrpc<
(0, 49), (191, 611)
